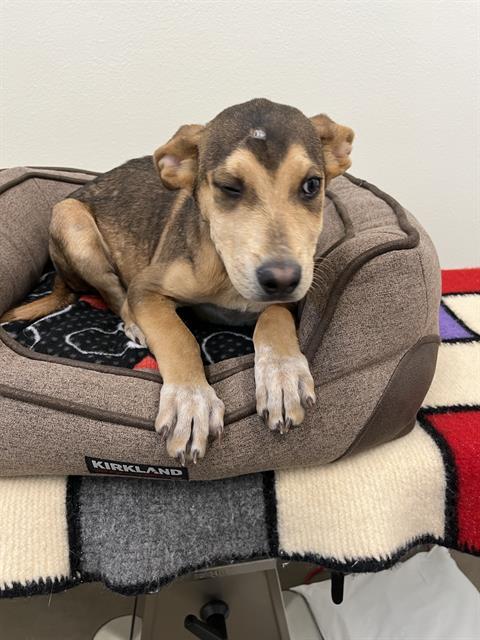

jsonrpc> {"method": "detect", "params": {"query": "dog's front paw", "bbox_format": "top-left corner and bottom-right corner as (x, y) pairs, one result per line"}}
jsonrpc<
(155, 383), (224, 464)
(255, 346), (316, 433)
(123, 322), (147, 347)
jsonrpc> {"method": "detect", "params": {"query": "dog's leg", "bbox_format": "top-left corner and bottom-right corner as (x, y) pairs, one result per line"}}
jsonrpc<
(253, 305), (315, 433)
(50, 199), (127, 315)
(128, 276), (224, 463)
(50, 199), (147, 342)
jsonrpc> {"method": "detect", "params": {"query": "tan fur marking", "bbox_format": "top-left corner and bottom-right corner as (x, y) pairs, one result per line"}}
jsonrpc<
(160, 260), (204, 301)
(50, 198), (126, 315)
(152, 190), (191, 263)
(253, 304), (300, 357)
(129, 292), (206, 385)
(0, 276), (75, 323)
(50, 199), (111, 261)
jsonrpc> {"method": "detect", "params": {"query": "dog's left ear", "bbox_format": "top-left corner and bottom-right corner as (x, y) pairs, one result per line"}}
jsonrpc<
(310, 114), (354, 181)
(153, 124), (205, 190)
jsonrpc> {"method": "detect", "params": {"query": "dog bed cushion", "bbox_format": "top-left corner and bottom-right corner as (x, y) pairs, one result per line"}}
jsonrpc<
(0, 166), (441, 480)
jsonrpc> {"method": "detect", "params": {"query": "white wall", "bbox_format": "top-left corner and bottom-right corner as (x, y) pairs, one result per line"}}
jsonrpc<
(1, 0), (479, 267)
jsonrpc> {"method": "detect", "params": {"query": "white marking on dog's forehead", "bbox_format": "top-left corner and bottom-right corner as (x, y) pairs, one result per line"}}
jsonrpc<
(250, 128), (267, 140)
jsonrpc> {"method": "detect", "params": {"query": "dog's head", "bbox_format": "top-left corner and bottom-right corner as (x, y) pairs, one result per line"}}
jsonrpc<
(153, 99), (354, 302)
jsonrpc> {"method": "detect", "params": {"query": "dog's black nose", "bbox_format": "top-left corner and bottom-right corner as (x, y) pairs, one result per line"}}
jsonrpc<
(256, 260), (302, 296)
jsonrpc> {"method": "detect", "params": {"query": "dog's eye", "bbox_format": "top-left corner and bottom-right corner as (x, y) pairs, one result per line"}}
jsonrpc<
(215, 182), (243, 198)
(300, 177), (321, 199)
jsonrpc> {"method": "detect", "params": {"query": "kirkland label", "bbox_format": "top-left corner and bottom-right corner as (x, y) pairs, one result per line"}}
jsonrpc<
(85, 456), (189, 480)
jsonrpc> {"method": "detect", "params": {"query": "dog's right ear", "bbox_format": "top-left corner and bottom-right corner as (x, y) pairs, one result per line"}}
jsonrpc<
(153, 124), (204, 190)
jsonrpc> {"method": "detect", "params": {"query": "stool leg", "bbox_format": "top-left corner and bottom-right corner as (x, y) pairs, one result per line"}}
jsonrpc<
(331, 572), (345, 605)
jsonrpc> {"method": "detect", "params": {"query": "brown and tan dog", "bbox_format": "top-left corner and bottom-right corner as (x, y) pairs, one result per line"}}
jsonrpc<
(2, 99), (353, 464)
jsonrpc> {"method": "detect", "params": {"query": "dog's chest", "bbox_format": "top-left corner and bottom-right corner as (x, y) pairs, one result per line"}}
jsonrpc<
(192, 303), (259, 326)
(159, 255), (268, 318)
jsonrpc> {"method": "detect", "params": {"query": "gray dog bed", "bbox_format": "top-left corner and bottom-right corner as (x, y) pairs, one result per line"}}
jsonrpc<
(0, 166), (441, 480)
